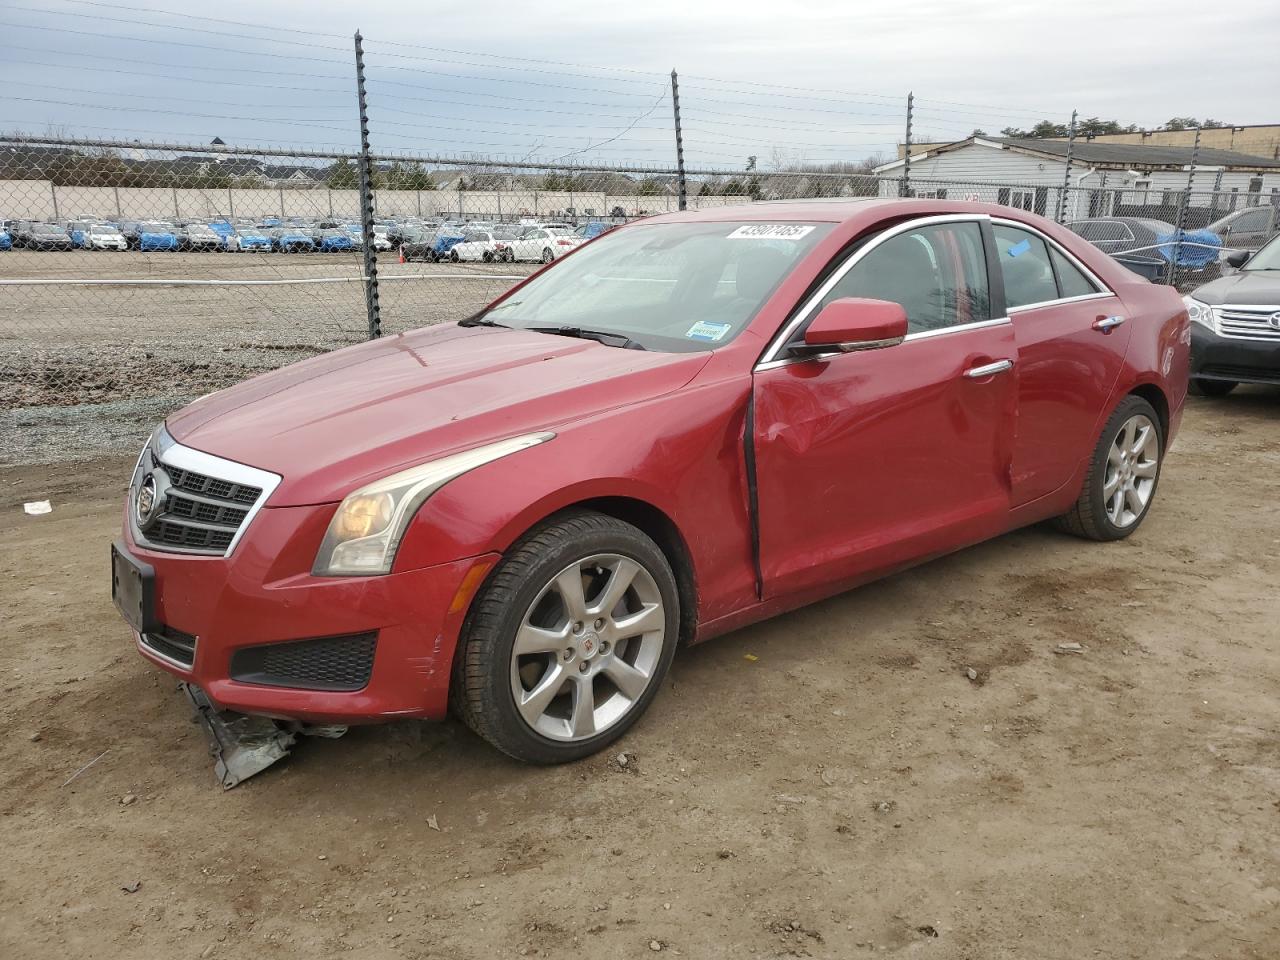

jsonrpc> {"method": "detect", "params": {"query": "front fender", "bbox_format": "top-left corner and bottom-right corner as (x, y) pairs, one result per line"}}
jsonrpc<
(391, 375), (758, 625)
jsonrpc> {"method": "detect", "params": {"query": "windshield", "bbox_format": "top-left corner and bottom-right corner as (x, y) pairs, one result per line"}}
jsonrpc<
(33, 223), (65, 234)
(89, 225), (118, 235)
(480, 220), (832, 353)
(1242, 233), (1280, 270)
(145, 223), (176, 233)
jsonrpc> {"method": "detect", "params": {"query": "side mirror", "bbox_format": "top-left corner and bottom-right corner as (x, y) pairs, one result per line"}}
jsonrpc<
(1224, 250), (1250, 268)
(793, 298), (908, 356)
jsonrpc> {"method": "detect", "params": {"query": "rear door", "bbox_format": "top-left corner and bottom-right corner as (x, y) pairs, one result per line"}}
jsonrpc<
(753, 216), (1019, 599)
(992, 220), (1132, 505)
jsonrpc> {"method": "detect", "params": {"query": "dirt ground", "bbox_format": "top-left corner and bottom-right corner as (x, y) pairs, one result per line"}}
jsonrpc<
(1, 391), (1278, 960)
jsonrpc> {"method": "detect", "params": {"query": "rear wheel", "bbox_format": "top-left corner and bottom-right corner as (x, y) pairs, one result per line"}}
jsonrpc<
(454, 511), (679, 764)
(541, 247), (553, 263)
(1054, 395), (1163, 541)
(450, 249), (460, 262)
(1190, 378), (1237, 397)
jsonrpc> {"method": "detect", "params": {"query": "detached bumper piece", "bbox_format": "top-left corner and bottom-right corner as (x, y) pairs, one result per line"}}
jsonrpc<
(181, 683), (348, 789)
(182, 682), (296, 789)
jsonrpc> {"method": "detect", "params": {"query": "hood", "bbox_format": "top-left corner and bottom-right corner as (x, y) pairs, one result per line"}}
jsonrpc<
(1188, 270), (1280, 306)
(167, 325), (710, 505)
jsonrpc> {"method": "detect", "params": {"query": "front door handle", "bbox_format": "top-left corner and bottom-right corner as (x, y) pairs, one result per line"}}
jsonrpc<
(1093, 315), (1126, 333)
(963, 359), (1014, 379)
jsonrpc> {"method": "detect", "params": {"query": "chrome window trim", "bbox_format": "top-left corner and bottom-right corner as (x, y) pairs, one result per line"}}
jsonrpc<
(754, 316), (1012, 371)
(990, 217), (1114, 308)
(1007, 291), (1117, 314)
(130, 426), (282, 558)
(757, 213), (992, 367)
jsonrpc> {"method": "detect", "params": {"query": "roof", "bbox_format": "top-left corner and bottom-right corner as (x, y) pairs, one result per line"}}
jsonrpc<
(996, 137), (1280, 169)
(876, 136), (1280, 173)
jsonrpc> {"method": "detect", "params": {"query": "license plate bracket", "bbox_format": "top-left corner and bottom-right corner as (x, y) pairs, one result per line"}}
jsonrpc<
(111, 541), (157, 634)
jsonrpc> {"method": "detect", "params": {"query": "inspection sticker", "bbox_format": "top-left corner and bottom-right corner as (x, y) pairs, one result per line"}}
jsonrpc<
(727, 224), (815, 241)
(686, 320), (733, 342)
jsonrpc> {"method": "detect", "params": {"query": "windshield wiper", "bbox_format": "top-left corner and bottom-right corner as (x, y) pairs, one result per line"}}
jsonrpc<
(525, 325), (646, 350)
(458, 316), (509, 328)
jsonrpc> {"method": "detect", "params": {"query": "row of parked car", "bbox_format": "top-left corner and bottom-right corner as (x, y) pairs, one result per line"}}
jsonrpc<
(1065, 206), (1280, 282)
(0, 214), (622, 258)
(399, 220), (617, 263)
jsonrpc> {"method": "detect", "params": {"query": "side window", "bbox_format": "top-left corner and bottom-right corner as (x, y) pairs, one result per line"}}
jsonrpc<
(993, 225), (1058, 308)
(1050, 248), (1100, 299)
(817, 221), (991, 335)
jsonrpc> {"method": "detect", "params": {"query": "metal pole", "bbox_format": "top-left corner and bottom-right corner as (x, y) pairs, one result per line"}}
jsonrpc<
(1057, 110), (1078, 223)
(50, 182), (59, 220)
(1171, 126), (1201, 288)
(353, 30), (381, 339)
(278, 185), (286, 219)
(900, 92), (913, 198)
(227, 187), (234, 219)
(114, 185), (121, 218)
(671, 69), (687, 211)
(173, 185), (180, 220)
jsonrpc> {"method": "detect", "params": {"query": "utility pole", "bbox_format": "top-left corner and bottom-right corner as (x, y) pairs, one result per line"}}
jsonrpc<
(900, 92), (914, 198)
(353, 30), (381, 339)
(671, 70), (687, 211)
(1057, 109), (1078, 222)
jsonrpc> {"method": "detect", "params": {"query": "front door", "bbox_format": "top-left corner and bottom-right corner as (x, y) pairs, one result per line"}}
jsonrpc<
(753, 218), (1019, 599)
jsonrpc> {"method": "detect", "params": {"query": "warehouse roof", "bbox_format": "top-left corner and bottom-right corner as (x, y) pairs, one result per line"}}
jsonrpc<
(876, 136), (1280, 173)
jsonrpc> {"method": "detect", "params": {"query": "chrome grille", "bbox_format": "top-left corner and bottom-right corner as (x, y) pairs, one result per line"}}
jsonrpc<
(130, 427), (280, 557)
(1213, 306), (1280, 341)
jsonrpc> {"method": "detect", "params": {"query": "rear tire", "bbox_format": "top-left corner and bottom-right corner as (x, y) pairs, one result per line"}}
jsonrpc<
(541, 247), (553, 263)
(450, 249), (460, 262)
(1054, 395), (1163, 541)
(1189, 378), (1237, 397)
(454, 511), (679, 764)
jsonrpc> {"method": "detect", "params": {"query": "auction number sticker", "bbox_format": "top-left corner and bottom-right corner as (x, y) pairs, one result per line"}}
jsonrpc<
(727, 224), (815, 241)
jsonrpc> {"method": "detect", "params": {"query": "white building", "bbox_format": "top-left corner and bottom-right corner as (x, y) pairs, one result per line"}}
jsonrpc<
(873, 137), (1280, 220)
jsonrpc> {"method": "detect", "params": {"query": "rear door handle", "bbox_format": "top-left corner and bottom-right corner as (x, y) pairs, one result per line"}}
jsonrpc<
(1093, 315), (1126, 333)
(963, 359), (1014, 379)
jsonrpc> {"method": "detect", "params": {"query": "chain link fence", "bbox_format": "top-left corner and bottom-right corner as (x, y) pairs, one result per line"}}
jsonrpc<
(3, 35), (1279, 465)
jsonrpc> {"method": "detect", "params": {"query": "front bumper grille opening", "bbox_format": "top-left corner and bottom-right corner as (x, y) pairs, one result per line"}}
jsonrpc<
(229, 633), (378, 692)
(153, 520), (236, 551)
(1199, 364), (1280, 384)
(141, 624), (197, 667)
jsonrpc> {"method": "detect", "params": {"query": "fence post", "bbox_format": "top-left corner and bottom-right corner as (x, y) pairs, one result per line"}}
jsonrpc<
(278, 185), (286, 219)
(114, 186), (122, 218)
(173, 185), (180, 220)
(900, 92), (913, 198)
(671, 69), (687, 211)
(353, 30), (381, 340)
(50, 182), (59, 220)
(1057, 109), (1077, 223)
(1170, 126), (1202, 288)
(227, 187), (234, 219)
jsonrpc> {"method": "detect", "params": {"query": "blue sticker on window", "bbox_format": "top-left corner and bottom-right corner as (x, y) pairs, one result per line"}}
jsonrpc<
(686, 320), (733, 342)
(1007, 239), (1031, 258)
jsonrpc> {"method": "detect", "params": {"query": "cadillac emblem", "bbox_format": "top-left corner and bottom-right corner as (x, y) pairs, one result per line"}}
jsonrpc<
(135, 472), (158, 525)
(1269, 311), (1280, 330)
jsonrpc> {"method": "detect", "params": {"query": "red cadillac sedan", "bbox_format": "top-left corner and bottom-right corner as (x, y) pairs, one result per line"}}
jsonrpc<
(112, 199), (1189, 766)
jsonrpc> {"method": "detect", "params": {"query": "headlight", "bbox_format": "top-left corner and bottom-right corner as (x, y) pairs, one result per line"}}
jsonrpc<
(312, 432), (554, 577)
(1183, 296), (1215, 330)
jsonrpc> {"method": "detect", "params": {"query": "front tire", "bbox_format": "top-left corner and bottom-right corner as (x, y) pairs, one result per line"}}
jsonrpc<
(1190, 378), (1237, 397)
(541, 247), (553, 263)
(1054, 395), (1163, 541)
(454, 511), (679, 764)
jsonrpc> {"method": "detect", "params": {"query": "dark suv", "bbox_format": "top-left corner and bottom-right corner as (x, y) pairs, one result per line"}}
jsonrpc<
(1183, 232), (1280, 395)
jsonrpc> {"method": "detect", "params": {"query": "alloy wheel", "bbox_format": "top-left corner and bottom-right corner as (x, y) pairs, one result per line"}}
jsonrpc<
(509, 553), (666, 742)
(1104, 414), (1159, 528)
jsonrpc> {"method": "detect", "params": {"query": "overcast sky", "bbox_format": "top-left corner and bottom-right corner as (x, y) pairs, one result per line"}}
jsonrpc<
(2, 0), (1277, 169)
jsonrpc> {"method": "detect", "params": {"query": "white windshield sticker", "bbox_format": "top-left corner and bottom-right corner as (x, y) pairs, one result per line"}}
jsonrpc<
(686, 320), (733, 342)
(727, 224), (815, 241)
